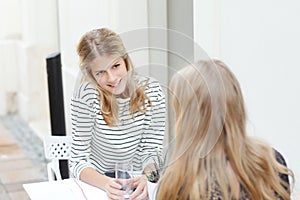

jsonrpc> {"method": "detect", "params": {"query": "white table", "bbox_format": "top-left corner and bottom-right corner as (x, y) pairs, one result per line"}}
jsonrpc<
(23, 179), (107, 200)
(23, 178), (158, 200)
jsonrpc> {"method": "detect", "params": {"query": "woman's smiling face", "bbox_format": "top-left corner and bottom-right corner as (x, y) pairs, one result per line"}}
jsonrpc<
(90, 55), (128, 95)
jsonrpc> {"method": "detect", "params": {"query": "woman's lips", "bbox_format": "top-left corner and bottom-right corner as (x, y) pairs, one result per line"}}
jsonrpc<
(107, 80), (121, 88)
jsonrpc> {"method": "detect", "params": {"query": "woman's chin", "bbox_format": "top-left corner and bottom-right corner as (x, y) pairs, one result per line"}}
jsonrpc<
(112, 88), (125, 96)
(112, 84), (127, 96)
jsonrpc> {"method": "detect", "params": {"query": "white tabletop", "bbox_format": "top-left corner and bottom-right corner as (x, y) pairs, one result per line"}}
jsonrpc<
(23, 179), (107, 200)
(23, 178), (158, 200)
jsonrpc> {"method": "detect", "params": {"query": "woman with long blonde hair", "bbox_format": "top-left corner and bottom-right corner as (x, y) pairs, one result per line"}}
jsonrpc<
(70, 28), (166, 200)
(157, 59), (293, 200)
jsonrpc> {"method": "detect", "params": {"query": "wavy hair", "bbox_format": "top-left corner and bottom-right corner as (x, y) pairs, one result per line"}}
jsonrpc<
(76, 28), (150, 126)
(157, 59), (294, 200)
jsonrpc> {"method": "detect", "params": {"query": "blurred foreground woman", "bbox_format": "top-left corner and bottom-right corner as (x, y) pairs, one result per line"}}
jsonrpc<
(157, 59), (294, 200)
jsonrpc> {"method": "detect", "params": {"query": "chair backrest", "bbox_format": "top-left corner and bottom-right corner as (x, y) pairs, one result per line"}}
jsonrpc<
(43, 135), (72, 160)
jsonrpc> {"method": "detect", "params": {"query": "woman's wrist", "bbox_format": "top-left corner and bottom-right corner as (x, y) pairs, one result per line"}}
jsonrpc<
(79, 167), (111, 190)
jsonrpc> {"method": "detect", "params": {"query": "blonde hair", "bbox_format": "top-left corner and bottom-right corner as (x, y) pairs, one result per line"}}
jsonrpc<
(157, 59), (294, 200)
(77, 28), (150, 126)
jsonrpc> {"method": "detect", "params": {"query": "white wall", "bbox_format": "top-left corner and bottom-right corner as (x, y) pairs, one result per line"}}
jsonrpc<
(0, 0), (21, 39)
(19, 0), (59, 138)
(0, 0), (59, 139)
(193, 0), (220, 58)
(0, 40), (19, 115)
(0, 0), (21, 115)
(194, 0), (300, 198)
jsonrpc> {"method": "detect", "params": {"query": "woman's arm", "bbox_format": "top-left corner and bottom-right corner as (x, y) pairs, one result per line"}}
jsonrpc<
(80, 167), (125, 199)
(80, 167), (110, 189)
(69, 83), (96, 178)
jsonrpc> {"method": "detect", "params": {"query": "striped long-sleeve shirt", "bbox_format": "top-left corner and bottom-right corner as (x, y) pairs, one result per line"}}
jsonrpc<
(69, 75), (166, 178)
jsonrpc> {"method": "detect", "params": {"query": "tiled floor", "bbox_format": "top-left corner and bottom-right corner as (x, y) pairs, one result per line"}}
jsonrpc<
(0, 115), (48, 200)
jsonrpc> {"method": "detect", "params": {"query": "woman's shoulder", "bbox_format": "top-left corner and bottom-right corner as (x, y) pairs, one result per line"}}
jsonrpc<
(272, 148), (290, 185)
(72, 81), (98, 100)
(273, 148), (287, 167)
(137, 75), (165, 99)
(135, 75), (158, 85)
(136, 75), (162, 90)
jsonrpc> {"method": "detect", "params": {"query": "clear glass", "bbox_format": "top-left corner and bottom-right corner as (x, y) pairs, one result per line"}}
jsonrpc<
(115, 162), (133, 199)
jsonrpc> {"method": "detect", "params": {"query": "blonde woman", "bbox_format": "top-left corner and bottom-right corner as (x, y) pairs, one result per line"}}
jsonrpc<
(157, 59), (293, 200)
(70, 28), (165, 200)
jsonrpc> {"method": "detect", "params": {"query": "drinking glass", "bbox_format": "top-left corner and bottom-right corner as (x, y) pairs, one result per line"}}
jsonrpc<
(115, 162), (133, 199)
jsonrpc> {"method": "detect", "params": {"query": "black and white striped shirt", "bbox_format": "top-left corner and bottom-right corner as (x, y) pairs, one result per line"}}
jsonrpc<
(69, 76), (166, 178)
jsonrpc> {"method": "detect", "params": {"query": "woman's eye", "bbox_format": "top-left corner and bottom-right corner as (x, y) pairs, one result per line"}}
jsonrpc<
(95, 71), (104, 76)
(113, 64), (120, 68)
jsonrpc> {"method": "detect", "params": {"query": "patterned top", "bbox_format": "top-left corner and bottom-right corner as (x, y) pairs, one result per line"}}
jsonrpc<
(209, 150), (290, 200)
(69, 75), (166, 178)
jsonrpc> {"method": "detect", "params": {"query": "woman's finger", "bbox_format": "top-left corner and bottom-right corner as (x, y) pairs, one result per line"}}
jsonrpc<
(130, 175), (148, 199)
(105, 179), (126, 199)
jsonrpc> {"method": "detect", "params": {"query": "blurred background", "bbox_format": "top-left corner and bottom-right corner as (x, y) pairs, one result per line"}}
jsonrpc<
(0, 0), (299, 199)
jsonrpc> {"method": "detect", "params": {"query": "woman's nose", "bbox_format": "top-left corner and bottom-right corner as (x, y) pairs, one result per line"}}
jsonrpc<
(106, 70), (116, 82)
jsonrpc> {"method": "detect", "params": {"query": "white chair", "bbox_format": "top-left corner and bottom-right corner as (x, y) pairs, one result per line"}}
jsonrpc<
(43, 135), (72, 181)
